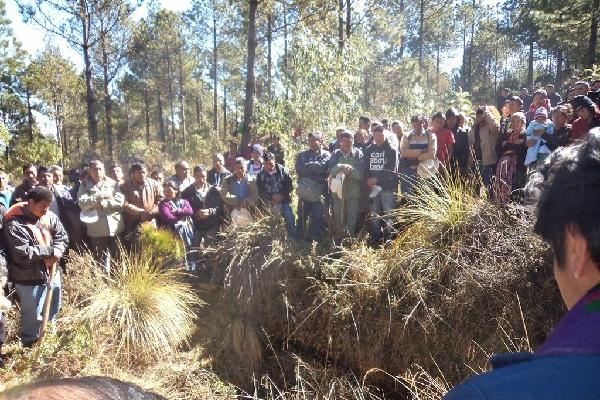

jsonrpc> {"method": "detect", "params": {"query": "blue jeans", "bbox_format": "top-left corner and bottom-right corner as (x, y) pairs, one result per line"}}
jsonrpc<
(173, 221), (195, 271)
(15, 272), (61, 345)
(399, 166), (419, 196)
(369, 190), (396, 243)
(478, 163), (496, 199)
(279, 202), (298, 239)
(297, 199), (325, 241)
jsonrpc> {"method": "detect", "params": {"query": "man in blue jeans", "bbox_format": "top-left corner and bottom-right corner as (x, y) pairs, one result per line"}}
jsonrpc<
(364, 126), (398, 245)
(257, 152), (298, 239)
(3, 187), (68, 347)
(444, 129), (600, 399)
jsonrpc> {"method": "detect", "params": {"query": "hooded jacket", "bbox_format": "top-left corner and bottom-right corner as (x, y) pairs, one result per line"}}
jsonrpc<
(181, 183), (224, 231)
(77, 177), (125, 238)
(2, 204), (68, 285)
(364, 140), (398, 191)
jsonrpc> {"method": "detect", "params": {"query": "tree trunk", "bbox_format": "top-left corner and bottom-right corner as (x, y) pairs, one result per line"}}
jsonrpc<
(283, 3), (289, 100)
(418, 0), (425, 71)
(100, 33), (114, 161)
(144, 85), (150, 144)
(364, 68), (369, 107)
(157, 90), (165, 141)
(338, 0), (344, 50)
(527, 39), (534, 89)
(436, 44), (440, 90)
(345, 0), (351, 39)
(399, 0), (405, 58)
(241, 0), (258, 150)
(80, 0), (99, 147)
(223, 86), (227, 137)
(267, 14), (273, 98)
(212, 12), (218, 133)
(587, 0), (599, 68)
(167, 54), (176, 140)
(556, 50), (563, 85)
(178, 50), (187, 151)
(26, 90), (34, 143)
(467, 0), (475, 91)
(195, 92), (201, 130)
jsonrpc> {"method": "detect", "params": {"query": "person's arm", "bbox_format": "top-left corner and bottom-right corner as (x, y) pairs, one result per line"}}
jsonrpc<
(446, 132), (455, 163)
(418, 134), (437, 161)
(77, 183), (102, 210)
(158, 202), (179, 225)
(543, 126), (570, 150)
(179, 199), (193, 217)
(247, 180), (259, 205)
(50, 214), (69, 257)
(104, 185), (125, 211)
(295, 152), (312, 177)
(151, 183), (164, 215)
(4, 223), (56, 261)
(281, 168), (293, 198)
(219, 178), (241, 208)
(349, 152), (364, 181)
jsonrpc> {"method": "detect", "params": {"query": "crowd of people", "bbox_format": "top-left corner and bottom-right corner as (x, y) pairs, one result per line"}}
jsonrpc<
(0, 79), (599, 372)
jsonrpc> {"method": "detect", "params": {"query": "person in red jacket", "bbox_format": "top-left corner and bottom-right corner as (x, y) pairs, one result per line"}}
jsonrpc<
(570, 95), (600, 141)
(430, 111), (455, 168)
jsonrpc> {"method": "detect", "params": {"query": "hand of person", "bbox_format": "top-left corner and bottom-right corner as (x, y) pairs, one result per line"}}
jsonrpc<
(526, 139), (537, 147)
(366, 177), (377, 188)
(272, 194), (284, 203)
(197, 209), (210, 220)
(342, 165), (353, 175)
(45, 255), (60, 266)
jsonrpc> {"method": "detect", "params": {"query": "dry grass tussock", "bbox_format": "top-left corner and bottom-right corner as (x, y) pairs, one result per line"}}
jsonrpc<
(0, 249), (234, 399)
(210, 173), (562, 398)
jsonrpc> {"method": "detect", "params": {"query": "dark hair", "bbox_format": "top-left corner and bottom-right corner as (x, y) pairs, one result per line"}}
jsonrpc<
(410, 115), (425, 123)
(339, 131), (353, 140)
(533, 89), (547, 98)
(529, 128), (600, 268)
(22, 163), (36, 174)
(263, 152), (275, 161)
(1, 376), (166, 400)
(163, 180), (179, 192)
(130, 162), (145, 173)
(359, 116), (371, 125)
(26, 186), (53, 203)
(445, 108), (459, 120)
(110, 163), (121, 170)
(37, 165), (49, 175)
(372, 125), (384, 133)
(192, 165), (207, 175)
(381, 118), (389, 125)
(431, 111), (446, 122)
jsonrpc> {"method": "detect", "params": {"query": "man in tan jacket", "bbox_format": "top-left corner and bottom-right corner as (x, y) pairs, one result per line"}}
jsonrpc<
(469, 106), (499, 198)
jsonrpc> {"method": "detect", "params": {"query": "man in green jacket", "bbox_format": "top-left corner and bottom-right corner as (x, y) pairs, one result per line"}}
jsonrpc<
(328, 130), (364, 237)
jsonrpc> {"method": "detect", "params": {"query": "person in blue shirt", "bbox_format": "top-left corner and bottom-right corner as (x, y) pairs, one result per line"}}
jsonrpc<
(0, 169), (13, 209)
(444, 128), (600, 400)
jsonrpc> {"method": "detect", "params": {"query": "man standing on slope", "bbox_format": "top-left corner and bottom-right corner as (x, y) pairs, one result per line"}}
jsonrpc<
(444, 128), (600, 399)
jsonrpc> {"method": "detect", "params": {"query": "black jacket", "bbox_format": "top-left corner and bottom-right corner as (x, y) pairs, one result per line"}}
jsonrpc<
(256, 164), (293, 204)
(495, 130), (527, 169)
(3, 207), (68, 285)
(180, 184), (224, 231)
(10, 181), (34, 206)
(364, 140), (398, 191)
(542, 124), (572, 151)
(207, 168), (231, 187)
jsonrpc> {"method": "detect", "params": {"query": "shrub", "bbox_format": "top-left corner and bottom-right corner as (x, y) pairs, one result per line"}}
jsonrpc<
(139, 223), (184, 262)
(80, 250), (201, 358)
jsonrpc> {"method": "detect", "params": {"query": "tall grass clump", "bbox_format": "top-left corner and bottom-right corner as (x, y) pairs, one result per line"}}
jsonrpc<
(80, 250), (201, 358)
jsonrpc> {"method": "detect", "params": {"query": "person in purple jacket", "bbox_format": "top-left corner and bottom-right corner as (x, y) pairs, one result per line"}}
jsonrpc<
(444, 128), (600, 400)
(158, 181), (195, 271)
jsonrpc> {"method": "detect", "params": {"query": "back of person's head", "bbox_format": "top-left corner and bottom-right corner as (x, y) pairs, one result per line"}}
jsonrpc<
(528, 128), (600, 268)
(0, 376), (166, 400)
(25, 186), (53, 204)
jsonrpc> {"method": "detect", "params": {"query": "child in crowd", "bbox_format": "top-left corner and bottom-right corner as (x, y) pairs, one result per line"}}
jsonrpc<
(246, 144), (264, 177)
(525, 107), (554, 169)
(158, 182), (195, 271)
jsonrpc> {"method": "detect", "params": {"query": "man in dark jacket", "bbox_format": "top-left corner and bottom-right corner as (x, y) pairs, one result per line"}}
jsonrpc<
(3, 187), (68, 347)
(444, 129), (600, 400)
(256, 152), (297, 238)
(10, 164), (37, 206)
(207, 153), (231, 188)
(295, 132), (330, 241)
(364, 126), (398, 245)
(181, 165), (224, 248)
(0, 206), (7, 366)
